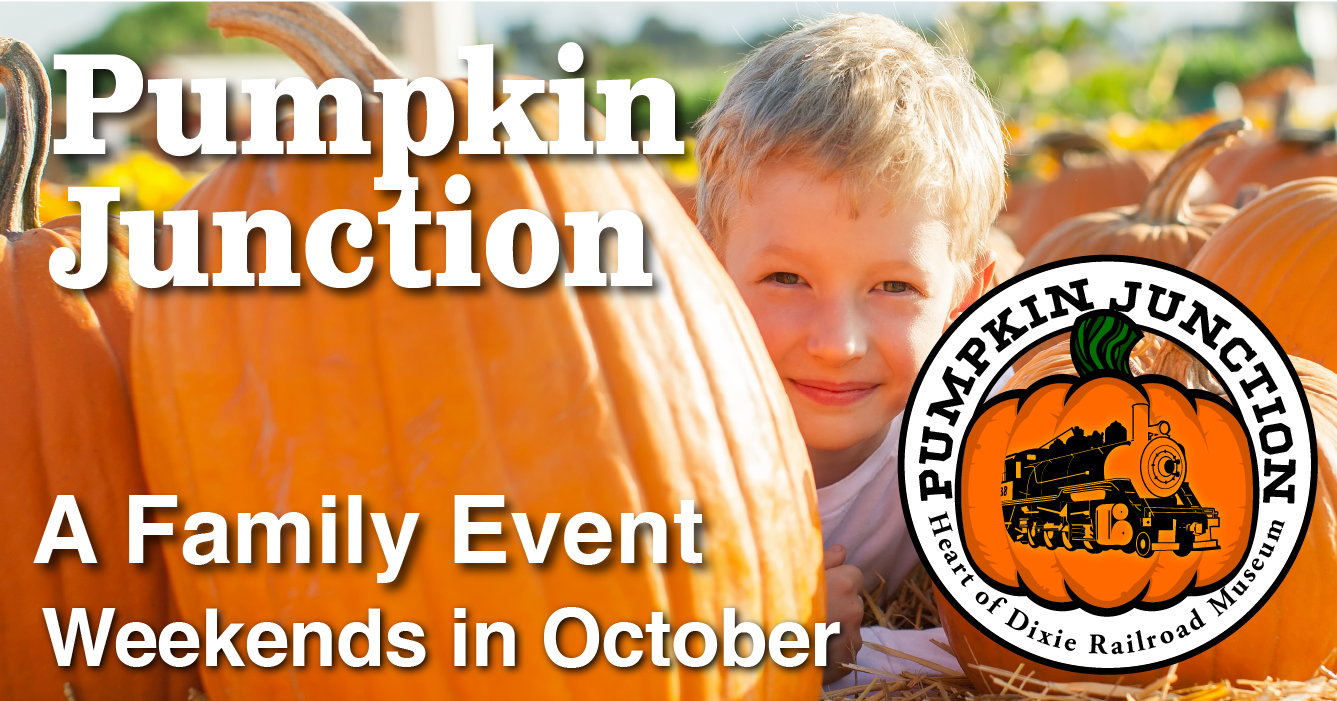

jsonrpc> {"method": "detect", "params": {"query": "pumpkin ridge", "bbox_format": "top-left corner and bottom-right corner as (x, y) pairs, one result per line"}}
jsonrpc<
(1236, 207), (1319, 319)
(1253, 207), (1337, 332)
(1189, 202), (1289, 304)
(371, 313), (493, 700)
(27, 227), (132, 390)
(392, 294), (482, 700)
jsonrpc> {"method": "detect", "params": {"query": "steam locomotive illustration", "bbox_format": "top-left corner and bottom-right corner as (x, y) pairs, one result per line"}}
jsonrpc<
(1001, 403), (1221, 558)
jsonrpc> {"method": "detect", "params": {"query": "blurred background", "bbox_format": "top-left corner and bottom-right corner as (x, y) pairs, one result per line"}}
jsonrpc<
(2, 1), (1335, 229)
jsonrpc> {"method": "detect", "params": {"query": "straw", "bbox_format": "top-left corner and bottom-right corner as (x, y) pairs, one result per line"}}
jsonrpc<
(824, 567), (1337, 701)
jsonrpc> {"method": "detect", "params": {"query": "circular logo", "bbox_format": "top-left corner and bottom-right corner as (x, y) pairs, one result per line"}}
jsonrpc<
(900, 257), (1317, 673)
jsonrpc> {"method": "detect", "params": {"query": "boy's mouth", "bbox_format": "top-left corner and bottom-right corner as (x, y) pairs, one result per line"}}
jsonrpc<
(787, 379), (880, 407)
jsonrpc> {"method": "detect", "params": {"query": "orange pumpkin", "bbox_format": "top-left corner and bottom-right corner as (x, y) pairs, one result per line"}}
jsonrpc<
(0, 38), (197, 701)
(960, 311), (1252, 608)
(1187, 177), (1337, 370)
(941, 341), (1337, 691)
(1019, 119), (1248, 273)
(1004, 133), (1151, 255)
(1206, 139), (1337, 207)
(131, 4), (822, 700)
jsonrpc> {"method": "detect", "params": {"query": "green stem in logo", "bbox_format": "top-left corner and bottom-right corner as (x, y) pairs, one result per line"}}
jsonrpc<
(1073, 310), (1143, 377)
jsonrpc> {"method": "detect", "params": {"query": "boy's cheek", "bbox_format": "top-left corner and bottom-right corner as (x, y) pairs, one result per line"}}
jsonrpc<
(736, 290), (810, 362)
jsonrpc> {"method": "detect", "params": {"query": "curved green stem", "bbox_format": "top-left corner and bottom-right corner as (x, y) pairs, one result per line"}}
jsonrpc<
(0, 38), (50, 235)
(207, 2), (403, 93)
(1073, 310), (1143, 377)
(1137, 118), (1250, 225)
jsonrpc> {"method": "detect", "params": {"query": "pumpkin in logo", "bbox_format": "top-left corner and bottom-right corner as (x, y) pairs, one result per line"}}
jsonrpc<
(941, 343), (1337, 691)
(958, 311), (1253, 609)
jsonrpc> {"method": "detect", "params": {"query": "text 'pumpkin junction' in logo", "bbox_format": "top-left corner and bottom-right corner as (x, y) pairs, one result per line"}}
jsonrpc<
(901, 257), (1317, 673)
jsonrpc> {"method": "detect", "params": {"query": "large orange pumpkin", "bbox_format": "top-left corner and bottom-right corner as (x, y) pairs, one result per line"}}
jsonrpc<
(1187, 177), (1337, 370)
(1019, 119), (1248, 273)
(960, 311), (1252, 609)
(131, 4), (822, 700)
(941, 340), (1337, 691)
(0, 37), (197, 701)
(1004, 133), (1152, 255)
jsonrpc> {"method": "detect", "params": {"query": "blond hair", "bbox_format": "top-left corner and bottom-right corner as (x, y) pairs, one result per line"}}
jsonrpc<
(695, 13), (1005, 293)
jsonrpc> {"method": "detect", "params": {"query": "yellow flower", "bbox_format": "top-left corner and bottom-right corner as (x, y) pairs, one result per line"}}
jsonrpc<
(660, 136), (698, 184)
(88, 151), (203, 213)
(38, 181), (82, 224)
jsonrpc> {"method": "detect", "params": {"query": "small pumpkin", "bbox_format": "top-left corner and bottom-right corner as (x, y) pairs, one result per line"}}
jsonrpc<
(1019, 119), (1249, 273)
(941, 340), (1337, 691)
(1206, 139), (1337, 207)
(0, 38), (197, 701)
(1004, 132), (1151, 255)
(1187, 177), (1337, 370)
(132, 4), (822, 700)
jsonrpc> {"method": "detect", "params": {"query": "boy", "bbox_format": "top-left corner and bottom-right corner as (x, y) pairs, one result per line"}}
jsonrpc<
(694, 13), (1006, 686)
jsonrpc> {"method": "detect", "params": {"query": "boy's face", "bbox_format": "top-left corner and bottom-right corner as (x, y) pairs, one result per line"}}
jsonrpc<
(718, 158), (986, 455)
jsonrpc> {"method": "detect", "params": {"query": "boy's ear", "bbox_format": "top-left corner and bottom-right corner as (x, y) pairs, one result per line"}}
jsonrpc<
(944, 250), (997, 330)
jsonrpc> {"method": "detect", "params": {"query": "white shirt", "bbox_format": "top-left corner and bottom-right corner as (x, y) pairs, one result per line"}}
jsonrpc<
(817, 369), (1013, 690)
(816, 413), (920, 593)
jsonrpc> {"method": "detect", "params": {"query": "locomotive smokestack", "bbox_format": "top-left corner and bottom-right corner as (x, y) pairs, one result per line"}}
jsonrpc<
(1132, 403), (1150, 440)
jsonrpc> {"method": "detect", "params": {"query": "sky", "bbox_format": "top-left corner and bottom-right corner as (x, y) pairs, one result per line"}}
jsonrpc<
(0, 1), (1258, 64)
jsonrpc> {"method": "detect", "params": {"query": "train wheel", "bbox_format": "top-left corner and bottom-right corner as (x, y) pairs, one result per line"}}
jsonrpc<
(1061, 527), (1076, 551)
(1028, 521), (1042, 548)
(1082, 539), (1098, 552)
(1135, 532), (1154, 558)
(1043, 528), (1058, 550)
(1177, 537), (1193, 556)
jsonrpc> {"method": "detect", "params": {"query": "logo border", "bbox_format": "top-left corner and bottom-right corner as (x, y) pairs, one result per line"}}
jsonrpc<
(899, 255), (1319, 675)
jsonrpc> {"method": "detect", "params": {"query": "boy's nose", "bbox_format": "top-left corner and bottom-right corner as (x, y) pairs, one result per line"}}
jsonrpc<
(806, 300), (868, 366)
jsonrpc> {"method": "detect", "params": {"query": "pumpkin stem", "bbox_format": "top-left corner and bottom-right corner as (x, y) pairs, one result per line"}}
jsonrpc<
(0, 38), (50, 236)
(206, 2), (404, 93)
(1072, 310), (1143, 377)
(1137, 118), (1250, 225)
(1033, 131), (1112, 167)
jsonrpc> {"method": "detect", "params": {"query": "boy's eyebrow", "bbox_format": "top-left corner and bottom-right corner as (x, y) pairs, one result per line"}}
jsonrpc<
(751, 244), (810, 259)
(752, 243), (922, 269)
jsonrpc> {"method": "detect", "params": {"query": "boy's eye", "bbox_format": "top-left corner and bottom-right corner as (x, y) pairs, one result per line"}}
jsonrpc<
(768, 272), (802, 285)
(880, 281), (909, 293)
